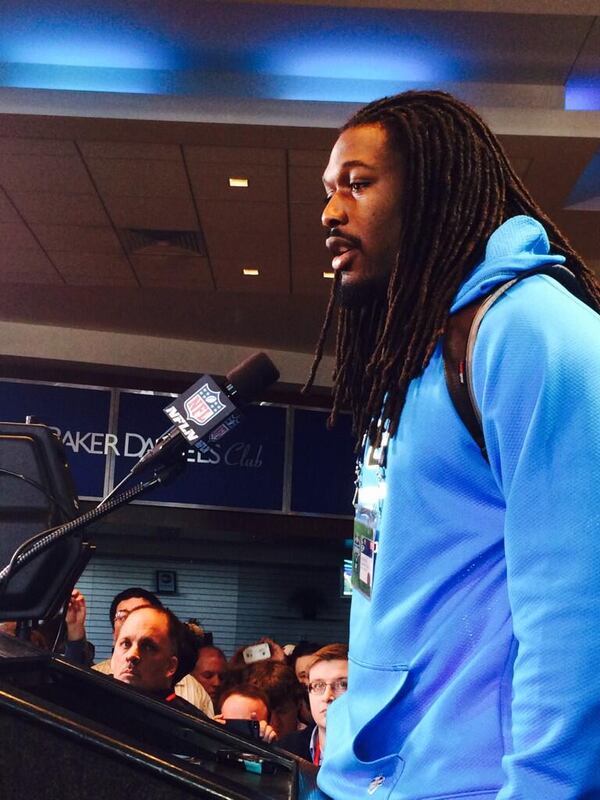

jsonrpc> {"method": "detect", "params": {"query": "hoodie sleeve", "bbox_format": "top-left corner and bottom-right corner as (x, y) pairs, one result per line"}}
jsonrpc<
(471, 274), (600, 799)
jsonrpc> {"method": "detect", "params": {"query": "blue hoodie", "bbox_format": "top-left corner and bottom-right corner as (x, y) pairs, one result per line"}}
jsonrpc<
(318, 217), (600, 800)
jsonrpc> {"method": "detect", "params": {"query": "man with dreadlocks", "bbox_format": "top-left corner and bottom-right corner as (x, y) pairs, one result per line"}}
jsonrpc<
(307, 91), (600, 800)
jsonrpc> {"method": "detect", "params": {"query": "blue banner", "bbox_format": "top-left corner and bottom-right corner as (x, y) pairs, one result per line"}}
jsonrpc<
(114, 391), (287, 511)
(0, 380), (355, 516)
(0, 380), (112, 499)
(290, 409), (355, 516)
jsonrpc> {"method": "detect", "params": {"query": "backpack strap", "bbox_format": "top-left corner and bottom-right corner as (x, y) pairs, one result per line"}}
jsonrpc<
(443, 264), (584, 463)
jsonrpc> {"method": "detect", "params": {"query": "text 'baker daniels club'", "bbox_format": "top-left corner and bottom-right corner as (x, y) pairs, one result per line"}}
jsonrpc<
(47, 427), (265, 469)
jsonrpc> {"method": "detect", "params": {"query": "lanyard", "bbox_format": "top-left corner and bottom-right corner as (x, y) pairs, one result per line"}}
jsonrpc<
(312, 736), (321, 766)
(351, 426), (389, 600)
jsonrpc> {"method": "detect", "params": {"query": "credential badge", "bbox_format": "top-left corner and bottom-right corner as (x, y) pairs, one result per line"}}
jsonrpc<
(185, 384), (226, 426)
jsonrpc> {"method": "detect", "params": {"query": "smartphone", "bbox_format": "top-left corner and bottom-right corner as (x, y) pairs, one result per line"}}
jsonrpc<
(242, 642), (271, 664)
(223, 718), (260, 739)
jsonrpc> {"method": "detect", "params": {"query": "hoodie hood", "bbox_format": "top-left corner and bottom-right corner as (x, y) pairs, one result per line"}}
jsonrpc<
(451, 215), (565, 313)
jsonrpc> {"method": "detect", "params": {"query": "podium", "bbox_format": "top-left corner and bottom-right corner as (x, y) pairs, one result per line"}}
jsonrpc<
(0, 632), (325, 799)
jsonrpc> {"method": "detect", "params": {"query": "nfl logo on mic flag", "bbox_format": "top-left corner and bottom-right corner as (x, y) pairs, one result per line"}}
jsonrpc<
(163, 374), (241, 451)
(185, 384), (226, 425)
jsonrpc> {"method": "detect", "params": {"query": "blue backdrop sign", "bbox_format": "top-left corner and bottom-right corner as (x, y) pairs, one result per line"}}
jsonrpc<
(0, 379), (112, 499)
(113, 391), (287, 511)
(0, 379), (354, 517)
(291, 409), (355, 516)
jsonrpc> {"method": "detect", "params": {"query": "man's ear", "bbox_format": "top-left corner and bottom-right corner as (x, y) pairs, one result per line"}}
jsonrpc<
(167, 655), (178, 679)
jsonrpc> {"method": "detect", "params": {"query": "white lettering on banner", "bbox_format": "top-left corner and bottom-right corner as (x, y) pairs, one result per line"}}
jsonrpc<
(225, 443), (263, 468)
(51, 427), (122, 456)
(187, 446), (221, 465)
(76, 432), (96, 453)
(104, 434), (119, 456)
(89, 432), (105, 454)
(44, 427), (265, 469)
(124, 432), (155, 457)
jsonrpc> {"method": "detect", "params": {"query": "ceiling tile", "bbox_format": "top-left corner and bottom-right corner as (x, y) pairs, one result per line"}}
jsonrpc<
(0, 153), (94, 193)
(502, 136), (599, 209)
(198, 200), (289, 263)
(11, 192), (109, 226)
(32, 225), (123, 254)
(289, 165), (327, 204)
(79, 141), (182, 160)
(289, 150), (330, 168)
(550, 210), (600, 259)
(0, 221), (43, 250)
(211, 258), (289, 294)
(0, 249), (62, 284)
(568, 15), (600, 84)
(186, 146), (285, 166)
(188, 162), (286, 202)
(0, 138), (77, 156)
(0, 190), (20, 223)
(131, 254), (214, 290)
(85, 157), (190, 198)
(49, 252), (137, 286)
(105, 194), (198, 230)
(290, 203), (332, 295)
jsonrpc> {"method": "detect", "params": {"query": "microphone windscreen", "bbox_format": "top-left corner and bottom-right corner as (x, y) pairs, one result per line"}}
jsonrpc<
(226, 352), (280, 402)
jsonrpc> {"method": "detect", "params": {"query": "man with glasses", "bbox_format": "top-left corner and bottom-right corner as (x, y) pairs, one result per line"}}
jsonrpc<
(279, 643), (348, 765)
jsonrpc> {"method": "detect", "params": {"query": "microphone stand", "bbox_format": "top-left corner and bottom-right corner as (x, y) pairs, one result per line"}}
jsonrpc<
(0, 458), (185, 592)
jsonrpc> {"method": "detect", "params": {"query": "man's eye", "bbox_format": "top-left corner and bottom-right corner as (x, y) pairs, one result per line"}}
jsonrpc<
(350, 181), (368, 192)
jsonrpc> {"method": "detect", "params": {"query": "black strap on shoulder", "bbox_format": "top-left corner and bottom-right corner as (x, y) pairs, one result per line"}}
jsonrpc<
(443, 264), (585, 463)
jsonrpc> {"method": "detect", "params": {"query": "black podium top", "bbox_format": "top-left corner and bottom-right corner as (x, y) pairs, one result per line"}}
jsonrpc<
(0, 633), (325, 800)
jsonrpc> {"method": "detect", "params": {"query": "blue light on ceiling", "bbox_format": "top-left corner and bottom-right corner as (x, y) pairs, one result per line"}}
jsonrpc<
(269, 75), (418, 104)
(565, 82), (600, 112)
(2, 63), (169, 95)
(0, 4), (452, 100)
(5, 37), (162, 71)
(0, 7), (180, 71)
(269, 48), (439, 84)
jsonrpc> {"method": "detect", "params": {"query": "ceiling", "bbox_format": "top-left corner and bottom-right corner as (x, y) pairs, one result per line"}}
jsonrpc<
(0, 0), (598, 386)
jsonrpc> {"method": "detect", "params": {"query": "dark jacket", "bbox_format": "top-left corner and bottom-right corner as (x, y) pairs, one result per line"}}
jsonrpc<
(279, 725), (314, 762)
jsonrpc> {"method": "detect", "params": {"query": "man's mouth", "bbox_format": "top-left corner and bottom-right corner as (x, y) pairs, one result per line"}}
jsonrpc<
(325, 234), (360, 272)
(122, 668), (138, 678)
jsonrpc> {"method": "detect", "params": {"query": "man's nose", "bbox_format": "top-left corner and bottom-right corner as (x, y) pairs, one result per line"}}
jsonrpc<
(126, 647), (139, 663)
(322, 684), (336, 701)
(322, 193), (347, 229)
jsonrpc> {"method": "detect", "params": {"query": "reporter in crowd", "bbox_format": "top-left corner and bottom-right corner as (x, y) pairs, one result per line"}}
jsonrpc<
(65, 587), (214, 716)
(280, 644), (348, 766)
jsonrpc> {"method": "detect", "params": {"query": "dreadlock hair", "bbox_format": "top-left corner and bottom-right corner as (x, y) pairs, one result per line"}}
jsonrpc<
(305, 90), (600, 446)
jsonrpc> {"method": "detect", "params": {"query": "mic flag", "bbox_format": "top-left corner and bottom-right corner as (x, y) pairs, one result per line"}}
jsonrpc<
(163, 374), (239, 452)
(129, 352), (279, 478)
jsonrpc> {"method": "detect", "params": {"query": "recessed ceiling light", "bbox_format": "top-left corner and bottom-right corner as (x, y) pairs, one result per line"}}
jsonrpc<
(229, 177), (249, 188)
(323, 271), (335, 279)
(243, 268), (259, 276)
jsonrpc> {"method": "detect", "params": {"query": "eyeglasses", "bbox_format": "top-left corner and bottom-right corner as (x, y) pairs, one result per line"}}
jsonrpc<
(114, 602), (152, 624)
(308, 678), (348, 696)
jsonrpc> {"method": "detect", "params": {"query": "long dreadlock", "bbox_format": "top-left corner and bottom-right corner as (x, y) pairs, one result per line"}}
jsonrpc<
(305, 90), (600, 445)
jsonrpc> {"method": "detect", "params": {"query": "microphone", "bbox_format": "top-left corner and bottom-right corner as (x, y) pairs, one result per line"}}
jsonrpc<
(128, 352), (280, 478)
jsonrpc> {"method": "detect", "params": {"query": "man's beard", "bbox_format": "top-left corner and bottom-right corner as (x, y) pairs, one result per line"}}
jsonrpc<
(336, 272), (389, 310)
